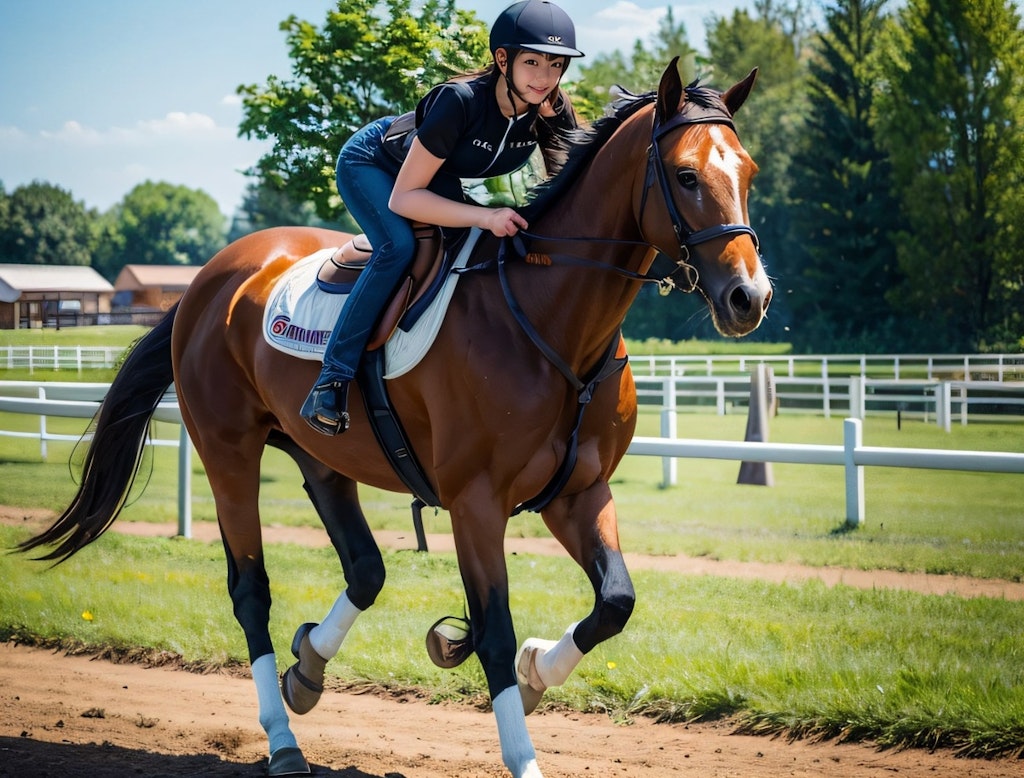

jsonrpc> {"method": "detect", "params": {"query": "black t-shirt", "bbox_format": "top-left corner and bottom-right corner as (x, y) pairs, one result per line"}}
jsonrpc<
(381, 70), (577, 199)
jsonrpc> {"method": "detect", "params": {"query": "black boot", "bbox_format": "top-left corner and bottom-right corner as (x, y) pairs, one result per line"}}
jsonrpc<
(300, 380), (351, 436)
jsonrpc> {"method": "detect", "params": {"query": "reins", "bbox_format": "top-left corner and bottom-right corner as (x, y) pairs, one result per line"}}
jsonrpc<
(452, 94), (762, 515)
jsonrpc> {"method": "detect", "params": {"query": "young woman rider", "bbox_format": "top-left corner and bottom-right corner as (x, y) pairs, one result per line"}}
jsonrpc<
(301, 0), (584, 435)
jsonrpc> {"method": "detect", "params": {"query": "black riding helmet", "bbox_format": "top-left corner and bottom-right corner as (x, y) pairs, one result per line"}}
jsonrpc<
(489, 0), (585, 59)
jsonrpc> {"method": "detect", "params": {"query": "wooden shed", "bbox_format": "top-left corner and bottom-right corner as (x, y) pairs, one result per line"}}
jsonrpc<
(113, 264), (204, 311)
(0, 264), (114, 329)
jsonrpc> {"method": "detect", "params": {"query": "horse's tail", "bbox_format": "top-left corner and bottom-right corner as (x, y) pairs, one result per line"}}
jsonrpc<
(18, 303), (179, 563)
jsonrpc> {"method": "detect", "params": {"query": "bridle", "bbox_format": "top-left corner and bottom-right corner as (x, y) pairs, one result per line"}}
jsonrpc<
(636, 98), (760, 294)
(488, 95), (760, 297)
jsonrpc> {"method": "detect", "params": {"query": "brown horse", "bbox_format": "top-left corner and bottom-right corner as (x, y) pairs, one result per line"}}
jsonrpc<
(21, 60), (770, 777)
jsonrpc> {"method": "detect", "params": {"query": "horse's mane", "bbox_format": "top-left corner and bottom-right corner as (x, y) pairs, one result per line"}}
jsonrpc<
(521, 80), (729, 222)
(520, 88), (655, 222)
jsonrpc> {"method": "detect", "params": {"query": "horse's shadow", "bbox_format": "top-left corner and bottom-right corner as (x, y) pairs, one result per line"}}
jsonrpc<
(0, 735), (401, 777)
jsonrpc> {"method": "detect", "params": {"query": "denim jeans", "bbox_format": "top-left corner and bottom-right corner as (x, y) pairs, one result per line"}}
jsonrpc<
(316, 117), (416, 384)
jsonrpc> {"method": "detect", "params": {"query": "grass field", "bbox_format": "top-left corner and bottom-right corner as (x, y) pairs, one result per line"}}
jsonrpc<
(2, 327), (1023, 756)
(2, 407), (1021, 578)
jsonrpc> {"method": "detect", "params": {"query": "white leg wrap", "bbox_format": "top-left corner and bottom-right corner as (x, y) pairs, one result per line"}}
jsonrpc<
(251, 653), (298, 753)
(535, 622), (583, 688)
(309, 590), (362, 659)
(492, 686), (542, 777)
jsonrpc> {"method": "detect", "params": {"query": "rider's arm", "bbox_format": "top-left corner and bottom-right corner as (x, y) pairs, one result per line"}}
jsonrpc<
(389, 138), (526, 237)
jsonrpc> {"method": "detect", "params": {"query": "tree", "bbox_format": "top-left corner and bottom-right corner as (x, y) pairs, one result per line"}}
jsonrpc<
(92, 181), (227, 280)
(876, 0), (1024, 350)
(786, 0), (902, 351)
(0, 181), (95, 266)
(237, 0), (489, 221)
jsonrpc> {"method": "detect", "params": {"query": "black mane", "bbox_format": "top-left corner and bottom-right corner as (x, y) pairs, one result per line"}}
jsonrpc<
(521, 79), (731, 222)
(520, 89), (655, 222)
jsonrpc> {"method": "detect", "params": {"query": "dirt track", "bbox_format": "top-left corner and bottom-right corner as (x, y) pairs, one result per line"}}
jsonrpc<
(2, 508), (1023, 776)
(3, 643), (1022, 778)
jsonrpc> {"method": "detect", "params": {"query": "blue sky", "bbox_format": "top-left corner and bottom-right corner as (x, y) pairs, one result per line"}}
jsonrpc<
(0, 1), (747, 218)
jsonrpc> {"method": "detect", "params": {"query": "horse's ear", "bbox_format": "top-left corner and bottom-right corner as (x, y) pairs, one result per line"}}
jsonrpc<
(656, 56), (684, 125)
(722, 68), (758, 115)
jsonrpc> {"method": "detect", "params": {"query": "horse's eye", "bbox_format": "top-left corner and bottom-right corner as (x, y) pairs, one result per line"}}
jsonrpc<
(677, 169), (699, 190)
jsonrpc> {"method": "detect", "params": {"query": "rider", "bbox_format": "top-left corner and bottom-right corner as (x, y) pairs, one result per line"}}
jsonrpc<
(301, 0), (584, 435)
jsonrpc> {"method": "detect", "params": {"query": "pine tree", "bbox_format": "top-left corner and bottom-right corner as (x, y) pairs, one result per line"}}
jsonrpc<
(787, 0), (901, 351)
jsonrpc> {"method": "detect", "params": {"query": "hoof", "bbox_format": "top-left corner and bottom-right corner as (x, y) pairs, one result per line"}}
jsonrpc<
(515, 638), (556, 715)
(281, 622), (326, 715)
(425, 615), (473, 669)
(267, 746), (310, 776)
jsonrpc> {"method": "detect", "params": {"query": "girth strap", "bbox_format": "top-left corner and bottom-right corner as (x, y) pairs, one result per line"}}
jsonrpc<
(497, 238), (629, 515)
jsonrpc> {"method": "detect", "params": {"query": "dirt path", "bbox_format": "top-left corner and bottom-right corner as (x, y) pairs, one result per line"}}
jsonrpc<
(2, 507), (1023, 776)
(2, 643), (1020, 778)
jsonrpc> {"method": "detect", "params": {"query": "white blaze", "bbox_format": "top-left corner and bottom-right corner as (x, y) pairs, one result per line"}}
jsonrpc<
(707, 125), (744, 222)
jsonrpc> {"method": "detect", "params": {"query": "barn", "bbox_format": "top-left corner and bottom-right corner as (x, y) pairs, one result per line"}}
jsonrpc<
(112, 264), (204, 312)
(0, 264), (114, 329)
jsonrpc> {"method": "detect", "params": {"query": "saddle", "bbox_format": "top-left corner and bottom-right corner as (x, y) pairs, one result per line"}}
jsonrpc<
(315, 222), (449, 350)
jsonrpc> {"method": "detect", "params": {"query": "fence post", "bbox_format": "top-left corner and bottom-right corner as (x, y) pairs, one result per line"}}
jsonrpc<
(844, 418), (864, 527)
(37, 386), (48, 461)
(738, 364), (774, 486)
(848, 376), (865, 420)
(177, 425), (192, 538)
(821, 361), (831, 419)
(660, 377), (677, 487)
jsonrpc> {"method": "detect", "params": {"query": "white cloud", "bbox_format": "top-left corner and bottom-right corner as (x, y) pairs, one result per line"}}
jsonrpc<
(30, 113), (232, 149)
(221, 93), (243, 107)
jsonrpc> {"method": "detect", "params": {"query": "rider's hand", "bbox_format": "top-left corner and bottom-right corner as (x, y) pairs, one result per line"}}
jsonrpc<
(482, 207), (528, 237)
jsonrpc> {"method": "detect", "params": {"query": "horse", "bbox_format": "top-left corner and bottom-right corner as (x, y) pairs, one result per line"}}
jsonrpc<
(20, 59), (770, 778)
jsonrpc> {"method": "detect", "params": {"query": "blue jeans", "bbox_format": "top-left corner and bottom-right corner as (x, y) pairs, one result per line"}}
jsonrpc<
(316, 117), (416, 384)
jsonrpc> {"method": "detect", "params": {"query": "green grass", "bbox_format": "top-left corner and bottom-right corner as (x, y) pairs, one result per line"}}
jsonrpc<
(2, 522), (1022, 757)
(2, 410), (1022, 579)
(0, 325), (150, 348)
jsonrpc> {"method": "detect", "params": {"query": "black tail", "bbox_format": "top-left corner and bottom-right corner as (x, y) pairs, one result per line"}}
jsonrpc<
(18, 304), (179, 562)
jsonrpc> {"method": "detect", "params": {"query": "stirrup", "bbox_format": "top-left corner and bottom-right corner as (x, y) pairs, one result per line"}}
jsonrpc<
(300, 380), (351, 436)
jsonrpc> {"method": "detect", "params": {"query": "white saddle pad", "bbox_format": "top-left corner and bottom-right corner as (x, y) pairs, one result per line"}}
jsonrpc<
(262, 227), (480, 379)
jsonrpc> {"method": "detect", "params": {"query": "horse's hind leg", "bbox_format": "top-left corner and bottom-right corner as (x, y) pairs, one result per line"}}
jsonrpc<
(521, 480), (636, 712)
(268, 433), (386, 715)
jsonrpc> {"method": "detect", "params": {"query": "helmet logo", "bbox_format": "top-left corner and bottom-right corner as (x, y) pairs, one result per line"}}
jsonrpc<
(547, 35), (562, 43)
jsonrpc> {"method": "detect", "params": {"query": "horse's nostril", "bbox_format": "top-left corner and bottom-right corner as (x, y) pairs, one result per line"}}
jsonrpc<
(729, 285), (753, 315)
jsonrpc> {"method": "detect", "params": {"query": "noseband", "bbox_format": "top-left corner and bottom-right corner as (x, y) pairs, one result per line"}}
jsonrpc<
(639, 99), (760, 294)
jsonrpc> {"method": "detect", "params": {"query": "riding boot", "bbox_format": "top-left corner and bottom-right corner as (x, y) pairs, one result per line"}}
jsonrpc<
(300, 380), (351, 436)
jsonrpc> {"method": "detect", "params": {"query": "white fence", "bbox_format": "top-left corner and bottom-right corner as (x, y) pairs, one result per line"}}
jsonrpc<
(0, 381), (193, 535)
(634, 374), (1024, 428)
(6, 346), (1024, 381)
(2, 380), (1022, 535)
(629, 352), (1024, 381)
(0, 346), (126, 371)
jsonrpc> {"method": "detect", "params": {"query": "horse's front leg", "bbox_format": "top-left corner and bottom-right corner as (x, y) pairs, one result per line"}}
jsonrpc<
(273, 441), (386, 716)
(449, 496), (541, 778)
(518, 479), (635, 712)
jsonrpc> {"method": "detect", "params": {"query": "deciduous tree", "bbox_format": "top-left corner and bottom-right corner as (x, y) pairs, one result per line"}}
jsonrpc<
(92, 181), (227, 280)
(0, 181), (95, 266)
(876, 0), (1024, 350)
(237, 0), (488, 221)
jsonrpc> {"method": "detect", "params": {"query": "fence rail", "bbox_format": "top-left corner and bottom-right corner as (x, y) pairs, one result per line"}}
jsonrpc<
(5, 346), (1024, 380)
(2, 380), (1022, 536)
(0, 346), (126, 371)
(629, 352), (1024, 380)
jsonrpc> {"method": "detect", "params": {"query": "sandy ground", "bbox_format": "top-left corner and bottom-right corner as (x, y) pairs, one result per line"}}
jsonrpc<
(2, 507), (1022, 777)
